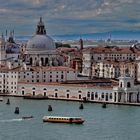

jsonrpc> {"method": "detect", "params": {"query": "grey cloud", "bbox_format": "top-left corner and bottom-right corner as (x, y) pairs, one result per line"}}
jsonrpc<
(0, 0), (140, 35)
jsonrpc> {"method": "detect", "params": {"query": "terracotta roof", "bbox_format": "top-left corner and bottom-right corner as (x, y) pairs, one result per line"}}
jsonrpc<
(94, 60), (136, 65)
(30, 66), (76, 72)
(18, 79), (118, 89)
(83, 46), (139, 54)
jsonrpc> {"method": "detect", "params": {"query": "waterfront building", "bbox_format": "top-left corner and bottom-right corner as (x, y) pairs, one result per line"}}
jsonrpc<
(18, 75), (140, 103)
(0, 17), (140, 105)
(0, 68), (18, 94)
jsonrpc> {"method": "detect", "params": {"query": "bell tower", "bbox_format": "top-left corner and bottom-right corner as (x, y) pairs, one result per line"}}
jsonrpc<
(36, 17), (46, 35)
(0, 34), (6, 65)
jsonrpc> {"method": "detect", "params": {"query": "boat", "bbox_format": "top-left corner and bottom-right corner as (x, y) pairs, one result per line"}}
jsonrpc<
(22, 116), (34, 120)
(43, 116), (85, 124)
(0, 97), (3, 101)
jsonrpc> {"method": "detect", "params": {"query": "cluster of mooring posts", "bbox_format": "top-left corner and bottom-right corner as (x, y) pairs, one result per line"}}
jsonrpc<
(1, 97), (108, 116)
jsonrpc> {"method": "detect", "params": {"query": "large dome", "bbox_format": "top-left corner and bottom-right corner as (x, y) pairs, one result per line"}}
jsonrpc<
(26, 34), (55, 51)
(26, 17), (56, 52)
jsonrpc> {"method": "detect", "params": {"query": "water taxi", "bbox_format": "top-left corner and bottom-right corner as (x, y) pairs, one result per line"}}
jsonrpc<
(43, 116), (85, 124)
(22, 116), (34, 120)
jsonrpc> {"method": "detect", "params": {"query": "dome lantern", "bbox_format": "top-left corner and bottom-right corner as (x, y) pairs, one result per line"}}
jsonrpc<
(36, 17), (46, 35)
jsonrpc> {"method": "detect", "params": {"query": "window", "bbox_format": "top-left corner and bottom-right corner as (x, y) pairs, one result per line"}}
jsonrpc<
(87, 92), (90, 98)
(120, 82), (123, 88)
(110, 93), (112, 99)
(22, 90), (24, 95)
(33, 91), (35, 96)
(61, 75), (64, 79)
(91, 93), (94, 100)
(101, 93), (104, 98)
(67, 94), (69, 98)
(95, 92), (98, 98)
(79, 94), (81, 99)
(127, 82), (131, 88)
(55, 93), (58, 98)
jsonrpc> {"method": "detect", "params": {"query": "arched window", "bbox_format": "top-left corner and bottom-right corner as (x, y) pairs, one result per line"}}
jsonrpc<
(22, 90), (24, 95)
(79, 94), (81, 99)
(30, 57), (33, 65)
(127, 82), (131, 88)
(43, 88), (47, 96)
(41, 57), (44, 66)
(87, 92), (90, 98)
(120, 82), (123, 88)
(32, 87), (35, 90)
(110, 93), (112, 99)
(101, 93), (104, 98)
(45, 58), (48, 65)
(95, 92), (98, 98)
(91, 92), (94, 100)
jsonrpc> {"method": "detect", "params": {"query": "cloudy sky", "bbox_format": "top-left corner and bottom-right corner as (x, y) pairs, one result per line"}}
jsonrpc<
(0, 0), (140, 36)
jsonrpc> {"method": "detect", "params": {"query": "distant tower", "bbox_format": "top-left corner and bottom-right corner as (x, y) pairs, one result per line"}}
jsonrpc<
(0, 34), (6, 65)
(79, 38), (83, 50)
(8, 31), (15, 43)
(36, 17), (46, 35)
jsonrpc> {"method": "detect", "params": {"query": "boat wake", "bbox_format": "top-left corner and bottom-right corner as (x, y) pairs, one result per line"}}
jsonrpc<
(0, 118), (23, 123)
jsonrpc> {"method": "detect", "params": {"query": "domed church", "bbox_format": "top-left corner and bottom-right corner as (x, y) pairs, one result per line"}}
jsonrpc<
(24, 17), (64, 66)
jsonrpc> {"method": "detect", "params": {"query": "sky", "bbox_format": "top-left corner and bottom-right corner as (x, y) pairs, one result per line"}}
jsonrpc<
(0, 0), (140, 37)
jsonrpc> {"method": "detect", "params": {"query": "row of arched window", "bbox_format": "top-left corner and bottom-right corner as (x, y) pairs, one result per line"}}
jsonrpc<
(29, 57), (49, 66)
(21, 87), (113, 101)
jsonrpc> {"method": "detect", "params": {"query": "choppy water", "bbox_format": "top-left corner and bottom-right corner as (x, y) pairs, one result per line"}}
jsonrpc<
(0, 97), (140, 140)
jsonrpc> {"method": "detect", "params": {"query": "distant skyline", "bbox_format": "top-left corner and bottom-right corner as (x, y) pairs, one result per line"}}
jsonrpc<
(0, 0), (140, 37)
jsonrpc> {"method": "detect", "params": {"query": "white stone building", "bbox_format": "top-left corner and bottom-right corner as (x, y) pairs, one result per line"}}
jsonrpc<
(0, 69), (18, 94)
(18, 66), (77, 83)
(17, 75), (140, 103)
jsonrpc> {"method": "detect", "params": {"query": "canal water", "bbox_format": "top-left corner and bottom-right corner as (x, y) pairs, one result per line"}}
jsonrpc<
(0, 97), (140, 140)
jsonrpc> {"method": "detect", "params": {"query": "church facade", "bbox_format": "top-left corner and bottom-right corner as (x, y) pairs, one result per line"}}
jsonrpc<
(23, 17), (64, 67)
